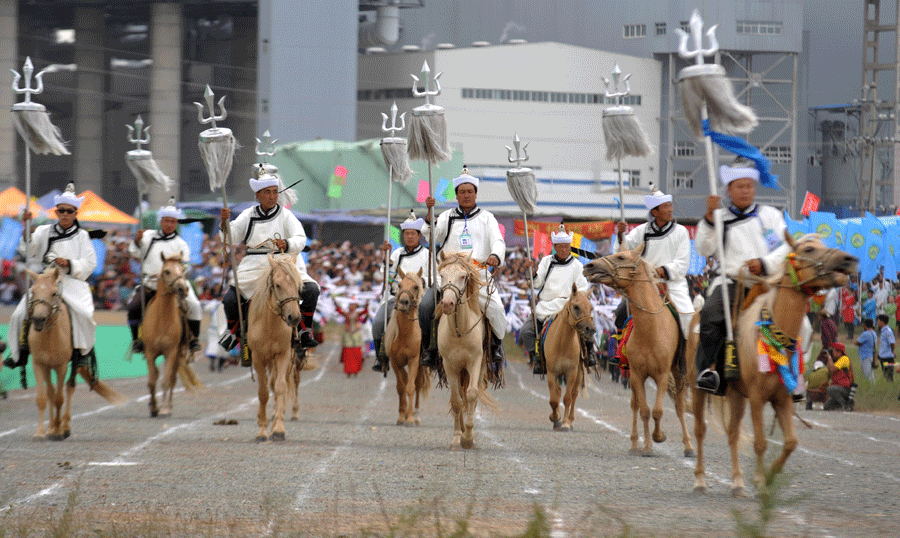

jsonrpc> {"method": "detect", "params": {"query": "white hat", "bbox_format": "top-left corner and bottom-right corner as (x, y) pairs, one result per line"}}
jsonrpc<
(644, 190), (672, 210)
(249, 172), (279, 192)
(719, 164), (760, 186)
(157, 197), (182, 220)
(452, 166), (479, 190)
(400, 209), (425, 231)
(551, 224), (573, 244)
(53, 183), (84, 209)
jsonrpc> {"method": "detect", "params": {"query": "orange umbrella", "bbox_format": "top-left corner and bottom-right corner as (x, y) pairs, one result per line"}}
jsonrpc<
(45, 190), (138, 225)
(0, 186), (44, 218)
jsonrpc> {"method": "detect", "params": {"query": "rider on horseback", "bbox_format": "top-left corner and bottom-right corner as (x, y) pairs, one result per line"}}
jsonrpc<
(3, 184), (99, 372)
(371, 211), (430, 373)
(694, 159), (790, 394)
(219, 167), (320, 366)
(614, 190), (695, 338)
(520, 224), (593, 375)
(127, 198), (202, 355)
(420, 168), (507, 369)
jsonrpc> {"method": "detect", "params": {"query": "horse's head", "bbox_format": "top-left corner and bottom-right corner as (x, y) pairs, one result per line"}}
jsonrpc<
(583, 241), (646, 291)
(266, 253), (302, 327)
(784, 231), (859, 294)
(395, 267), (424, 314)
(438, 251), (482, 315)
(566, 283), (596, 342)
(26, 266), (62, 332)
(158, 252), (189, 299)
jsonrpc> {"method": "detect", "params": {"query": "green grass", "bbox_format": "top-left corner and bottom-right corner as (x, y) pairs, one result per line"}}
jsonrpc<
(806, 337), (900, 412)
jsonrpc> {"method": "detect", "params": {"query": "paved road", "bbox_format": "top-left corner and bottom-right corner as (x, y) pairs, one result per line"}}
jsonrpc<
(0, 341), (898, 537)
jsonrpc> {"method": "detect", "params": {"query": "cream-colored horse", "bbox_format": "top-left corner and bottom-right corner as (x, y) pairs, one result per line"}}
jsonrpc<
(542, 284), (595, 431)
(142, 253), (200, 417)
(689, 233), (857, 496)
(24, 266), (124, 440)
(437, 251), (497, 450)
(248, 253), (303, 442)
(584, 243), (694, 457)
(385, 267), (430, 426)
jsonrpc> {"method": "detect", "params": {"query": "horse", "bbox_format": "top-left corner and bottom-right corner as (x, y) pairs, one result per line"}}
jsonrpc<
(141, 253), (200, 417)
(24, 266), (124, 440)
(689, 233), (857, 496)
(247, 253), (303, 442)
(437, 251), (497, 450)
(385, 266), (430, 426)
(583, 242), (695, 457)
(542, 284), (595, 431)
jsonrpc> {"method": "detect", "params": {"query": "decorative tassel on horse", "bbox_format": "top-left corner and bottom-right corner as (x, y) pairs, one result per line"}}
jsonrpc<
(11, 58), (72, 156)
(126, 116), (173, 195)
(194, 85), (238, 192)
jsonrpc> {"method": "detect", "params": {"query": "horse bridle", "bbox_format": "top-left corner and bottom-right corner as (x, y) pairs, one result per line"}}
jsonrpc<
(266, 271), (300, 325)
(597, 256), (666, 314)
(439, 265), (487, 337)
(564, 297), (594, 340)
(393, 287), (419, 320)
(784, 250), (838, 295)
(28, 290), (61, 328)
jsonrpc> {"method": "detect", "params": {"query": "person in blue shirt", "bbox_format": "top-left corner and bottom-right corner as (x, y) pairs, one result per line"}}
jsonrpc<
(877, 314), (895, 382)
(862, 289), (877, 325)
(855, 318), (877, 383)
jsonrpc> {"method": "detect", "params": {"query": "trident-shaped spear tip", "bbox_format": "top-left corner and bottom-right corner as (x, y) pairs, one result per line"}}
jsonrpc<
(381, 100), (406, 136)
(506, 133), (529, 167)
(255, 130), (278, 162)
(23, 56), (34, 74)
(421, 60), (431, 74)
(127, 115), (150, 149)
(676, 9), (719, 65)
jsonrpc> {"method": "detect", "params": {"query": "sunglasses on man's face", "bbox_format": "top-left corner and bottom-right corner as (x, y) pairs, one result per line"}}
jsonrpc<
(56, 208), (76, 215)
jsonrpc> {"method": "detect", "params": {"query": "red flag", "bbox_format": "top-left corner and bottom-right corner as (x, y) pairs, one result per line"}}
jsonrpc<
(801, 191), (820, 216)
(533, 230), (552, 258)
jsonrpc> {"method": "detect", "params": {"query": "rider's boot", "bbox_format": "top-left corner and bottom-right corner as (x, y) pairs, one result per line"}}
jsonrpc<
(420, 316), (440, 369)
(298, 313), (319, 348)
(371, 339), (389, 373)
(583, 340), (597, 368)
(187, 319), (202, 354)
(3, 319), (30, 370)
(489, 332), (505, 365)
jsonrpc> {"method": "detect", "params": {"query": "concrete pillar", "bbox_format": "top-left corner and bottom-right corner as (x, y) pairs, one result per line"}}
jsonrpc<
(0, 0), (18, 186)
(73, 6), (105, 195)
(149, 2), (182, 208)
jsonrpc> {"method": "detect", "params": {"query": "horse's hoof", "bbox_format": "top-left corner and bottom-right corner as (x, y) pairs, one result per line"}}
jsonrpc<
(290, 416), (298, 422)
(450, 443), (462, 451)
(684, 449), (696, 458)
(641, 449), (654, 457)
(552, 421), (563, 431)
(150, 409), (159, 418)
(653, 432), (667, 443)
(48, 433), (64, 441)
(158, 412), (171, 418)
(461, 438), (474, 450)
(414, 418), (421, 426)
(732, 486), (747, 498)
(692, 485), (708, 495)
(270, 432), (286, 442)
(558, 424), (572, 432)
(255, 435), (268, 443)
(628, 448), (642, 456)
(396, 418), (405, 426)
(404, 421), (416, 428)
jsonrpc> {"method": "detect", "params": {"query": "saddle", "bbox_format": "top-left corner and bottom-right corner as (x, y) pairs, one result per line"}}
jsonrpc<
(616, 301), (686, 376)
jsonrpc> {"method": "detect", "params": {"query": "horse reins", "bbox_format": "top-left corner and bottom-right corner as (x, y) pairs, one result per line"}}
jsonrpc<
(393, 287), (419, 321)
(598, 256), (666, 314)
(265, 271), (300, 325)
(28, 293), (61, 328)
(439, 264), (488, 337)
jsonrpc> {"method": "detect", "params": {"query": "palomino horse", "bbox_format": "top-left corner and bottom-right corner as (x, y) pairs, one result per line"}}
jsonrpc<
(689, 233), (857, 496)
(385, 266), (430, 426)
(247, 253), (303, 441)
(437, 251), (497, 450)
(142, 253), (200, 417)
(24, 266), (124, 439)
(542, 284), (595, 431)
(584, 243), (695, 457)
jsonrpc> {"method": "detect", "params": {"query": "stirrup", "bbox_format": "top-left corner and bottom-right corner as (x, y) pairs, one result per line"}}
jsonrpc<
(696, 368), (720, 394)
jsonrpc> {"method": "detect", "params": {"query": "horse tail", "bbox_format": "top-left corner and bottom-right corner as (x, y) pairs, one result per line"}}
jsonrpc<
(417, 364), (431, 401)
(178, 359), (203, 392)
(77, 366), (127, 405)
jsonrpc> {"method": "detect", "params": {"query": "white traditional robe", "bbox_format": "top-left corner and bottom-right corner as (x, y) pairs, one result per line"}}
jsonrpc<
(128, 230), (201, 320)
(695, 203), (790, 290)
(532, 254), (591, 321)
(222, 204), (316, 299)
(8, 221), (97, 361)
(423, 205), (507, 338)
(378, 245), (430, 307)
(617, 219), (695, 336)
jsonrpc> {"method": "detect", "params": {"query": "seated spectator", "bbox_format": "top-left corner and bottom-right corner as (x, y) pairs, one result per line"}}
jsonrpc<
(824, 342), (854, 411)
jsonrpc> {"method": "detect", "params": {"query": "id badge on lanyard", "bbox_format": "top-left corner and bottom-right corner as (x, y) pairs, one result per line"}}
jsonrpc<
(459, 216), (473, 251)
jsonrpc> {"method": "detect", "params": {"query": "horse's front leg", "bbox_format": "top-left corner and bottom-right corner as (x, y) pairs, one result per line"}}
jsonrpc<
(404, 358), (419, 426)
(255, 358), (270, 442)
(728, 391), (748, 497)
(560, 364), (579, 432)
(447, 367), (464, 450)
(62, 364), (75, 439)
(33, 364), (48, 439)
(270, 353), (288, 441)
(630, 373), (653, 455)
(461, 355), (482, 450)
(48, 365), (67, 440)
(289, 362), (300, 422)
(692, 388), (709, 493)
(768, 394), (798, 481)
(672, 371), (695, 458)
(159, 350), (179, 417)
(650, 372), (668, 444)
(146, 353), (160, 417)
(628, 379), (640, 454)
(394, 360), (409, 425)
(547, 372), (562, 430)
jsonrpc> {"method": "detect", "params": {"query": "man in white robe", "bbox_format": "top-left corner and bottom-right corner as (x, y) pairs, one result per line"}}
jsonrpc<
(420, 169), (507, 368)
(694, 161), (791, 394)
(4, 184), (98, 370)
(127, 199), (203, 354)
(520, 225), (593, 374)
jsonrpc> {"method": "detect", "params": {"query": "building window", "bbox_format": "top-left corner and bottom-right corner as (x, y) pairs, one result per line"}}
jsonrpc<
(674, 141), (695, 157)
(622, 95), (642, 106)
(626, 169), (641, 187)
(679, 21), (690, 33)
(655, 22), (666, 36)
(736, 20), (782, 35)
(673, 171), (694, 190)
(623, 24), (647, 39)
(763, 145), (792, 163)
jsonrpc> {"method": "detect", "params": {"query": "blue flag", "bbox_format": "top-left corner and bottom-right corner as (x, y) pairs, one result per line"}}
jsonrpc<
(91, 238), (106, 278)
(783, 210), (809, 241)
(844, 220), (867, 267)
(0, 218), (23, 260)
(861, 212), (886, 282)
(809, 211), (843, 249)
(884, 224), (900, 281)
(688, 239), (707, 276)
(180, 222), (204, 265)
(702, 119), (779, 189)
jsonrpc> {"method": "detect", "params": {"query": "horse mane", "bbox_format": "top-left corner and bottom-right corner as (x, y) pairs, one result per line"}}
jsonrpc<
(438, 252), (484, 296)
(253, 254), (302, 298)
